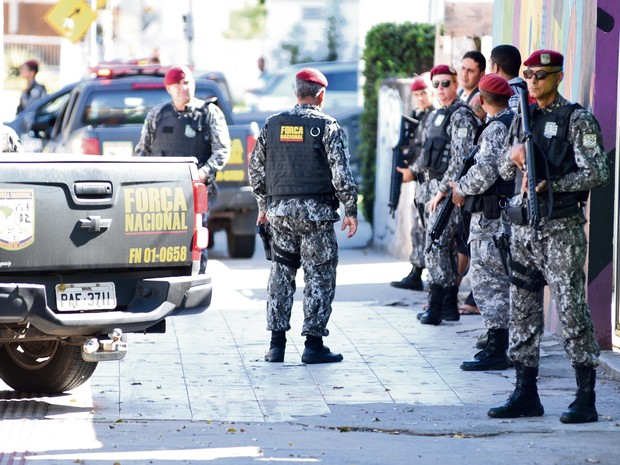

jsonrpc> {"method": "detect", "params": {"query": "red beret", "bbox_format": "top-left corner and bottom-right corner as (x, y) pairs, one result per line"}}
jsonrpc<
(523, 50), (564, 67)
(164, 66), (192, 86)
(478, 73), (514, 97)
(410, 77), (428, 92)
(296, 68), (328, 87)
(430, 64), (457, 79)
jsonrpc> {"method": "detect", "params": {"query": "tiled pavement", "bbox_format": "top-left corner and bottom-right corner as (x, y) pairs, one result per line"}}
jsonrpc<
(1, 245), (619, 426)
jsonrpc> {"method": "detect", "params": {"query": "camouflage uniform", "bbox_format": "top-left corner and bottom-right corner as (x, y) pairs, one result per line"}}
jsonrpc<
(1, 125), (24, 153)
(407, 107), (435, 269)
(423, 99), (479, 287)
(498, 95), (610, 367)
(135, 97), (231, 184)
(135, 97), (231, 272)
(453, 108), (513, 330)
(249, 103), (358, 337)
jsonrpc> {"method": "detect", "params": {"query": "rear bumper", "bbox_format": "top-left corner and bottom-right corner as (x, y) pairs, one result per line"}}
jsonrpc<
(0, 274), (212, 336)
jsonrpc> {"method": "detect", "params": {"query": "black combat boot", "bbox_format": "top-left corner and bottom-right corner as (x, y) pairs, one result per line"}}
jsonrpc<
(301, 335), (343, 364)
(441, 285), (460, 321)
(264, 330), (286, 362)
(420, 284), (445, 325)
(460, 328), (510, 370)
(560, 365), (598, 423)
(487, 362), (545, 418)
(390, 266), (424, 291)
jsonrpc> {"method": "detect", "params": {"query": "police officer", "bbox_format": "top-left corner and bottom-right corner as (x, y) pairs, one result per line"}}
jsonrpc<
(390, 75), (436, 291)
(16, 60), (47, 114)
(448, 74), (515, 371)
(249, 68), (358, 364)
(1, 125), (24, 153)
(135, 65), (231, 272)
(420, 65), (479, 325)
(489, 50), (610, 423)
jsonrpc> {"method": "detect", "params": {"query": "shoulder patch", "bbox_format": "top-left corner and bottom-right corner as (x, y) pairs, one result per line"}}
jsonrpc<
(583, 133), (598, 148)
(457, 127), (468, 138)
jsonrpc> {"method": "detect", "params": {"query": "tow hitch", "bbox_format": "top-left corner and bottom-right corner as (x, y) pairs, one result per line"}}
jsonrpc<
(82, 328), (128, 362)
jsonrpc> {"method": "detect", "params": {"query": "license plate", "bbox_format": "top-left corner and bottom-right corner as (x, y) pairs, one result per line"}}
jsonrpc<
(55, 282), (117, 311)
(102, 141), (133, 156)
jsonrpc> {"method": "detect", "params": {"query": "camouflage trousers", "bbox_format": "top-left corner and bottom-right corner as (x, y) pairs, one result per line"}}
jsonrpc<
(409, 201), (427, 269)
(508, 223), (600, 367)
(469, 238), (510, 329)
(424, 198), (458, 287)
(266, 215), (339, 337)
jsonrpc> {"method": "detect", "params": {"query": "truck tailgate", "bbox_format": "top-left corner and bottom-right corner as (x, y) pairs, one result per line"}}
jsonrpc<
(0, 155), (198, 273)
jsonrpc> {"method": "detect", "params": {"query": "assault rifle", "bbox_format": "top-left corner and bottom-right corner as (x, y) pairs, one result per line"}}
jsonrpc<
(425, 146), (478, 253)
(519, 89), (541, 228)
(388, 113), (419, 215)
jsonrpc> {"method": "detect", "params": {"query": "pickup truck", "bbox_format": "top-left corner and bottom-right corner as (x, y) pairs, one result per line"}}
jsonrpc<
(31, 66), (259, 258)
(0, 154), (211, 394)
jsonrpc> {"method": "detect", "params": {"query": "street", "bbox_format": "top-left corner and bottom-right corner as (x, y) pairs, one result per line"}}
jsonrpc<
(1, 229), (620, 465)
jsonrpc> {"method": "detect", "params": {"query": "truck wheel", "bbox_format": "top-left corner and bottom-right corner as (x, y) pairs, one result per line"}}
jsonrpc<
(227, 232), (256, 258)
(0, 341), (97, 394)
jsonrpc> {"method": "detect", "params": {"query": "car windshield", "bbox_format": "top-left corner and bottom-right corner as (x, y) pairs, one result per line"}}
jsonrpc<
(81, 89), (168, 126)
(80, 86), (220, 126)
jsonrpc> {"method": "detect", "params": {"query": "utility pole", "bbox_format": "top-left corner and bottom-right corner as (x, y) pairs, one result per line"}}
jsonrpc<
(183, 0), (195, 65)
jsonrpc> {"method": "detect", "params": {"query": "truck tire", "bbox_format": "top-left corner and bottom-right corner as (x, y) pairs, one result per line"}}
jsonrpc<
(227, 232), (256, 258)
(0, 341), (97, 394)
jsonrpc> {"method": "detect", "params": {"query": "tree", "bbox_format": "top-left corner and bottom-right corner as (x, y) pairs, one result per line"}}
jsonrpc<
(359, 22), (434, 225)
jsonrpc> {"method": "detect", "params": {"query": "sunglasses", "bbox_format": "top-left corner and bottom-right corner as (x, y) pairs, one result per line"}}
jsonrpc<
(432, 79), (452, 89)
(523, 69), (561, 80)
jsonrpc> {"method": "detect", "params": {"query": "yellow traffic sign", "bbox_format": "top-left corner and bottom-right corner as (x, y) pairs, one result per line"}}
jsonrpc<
(44, 0), (98, 44)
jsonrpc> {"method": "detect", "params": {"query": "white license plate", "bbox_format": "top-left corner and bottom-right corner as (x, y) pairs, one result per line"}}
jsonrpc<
(55, 282), (117, 311)
(102, 141), (133, 156)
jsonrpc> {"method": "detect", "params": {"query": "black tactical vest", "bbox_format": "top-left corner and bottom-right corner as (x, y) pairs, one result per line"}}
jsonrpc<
(151, 102), (212, 167)
(419, 102), (476, 176)
(530, 102), (589, 206)
(464, 111), (516, 219)
(410, 108), (434, 163)
(265, 113), (334, 202)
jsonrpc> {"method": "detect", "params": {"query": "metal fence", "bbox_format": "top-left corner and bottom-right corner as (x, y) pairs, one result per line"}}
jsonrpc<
(4, 35), (62, 89)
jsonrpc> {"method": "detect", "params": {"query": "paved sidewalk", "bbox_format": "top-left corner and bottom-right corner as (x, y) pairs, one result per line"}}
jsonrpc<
(3, 246), (614, 426)
(2, 245), (620, 464)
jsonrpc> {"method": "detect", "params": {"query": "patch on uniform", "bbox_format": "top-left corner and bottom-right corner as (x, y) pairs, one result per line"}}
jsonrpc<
(434, 114), (446, 126)
(457, 127), (468, 138)
(583, 133), (597, 148)
(0, 189), (35, 251)
(184, 125), (196, 138)
(543, 121), (558, 138)
(540, 53), (551, 65)
(280, 125), (304, 143)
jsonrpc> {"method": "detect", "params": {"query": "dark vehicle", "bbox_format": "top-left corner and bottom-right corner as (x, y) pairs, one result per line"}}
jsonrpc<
(39, 65), (259, 258)
(244, 60), (362, 112)
(4, 82), (76, 152)
(0, 154), (211, 393)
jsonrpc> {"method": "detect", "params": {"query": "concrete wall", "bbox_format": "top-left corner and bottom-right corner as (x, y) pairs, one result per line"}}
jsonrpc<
(373, 79), (415, 261)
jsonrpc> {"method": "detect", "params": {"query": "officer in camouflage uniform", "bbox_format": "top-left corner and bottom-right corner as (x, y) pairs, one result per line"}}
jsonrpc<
(420, 65), (480, 325)
(249, 68), (358, 364)
(448, 74), (515, 371)
(135, 65), (231, 273)
(489, 50), (610, 423)
(1, 125), (24, 153)
(390, 75), (436, 291)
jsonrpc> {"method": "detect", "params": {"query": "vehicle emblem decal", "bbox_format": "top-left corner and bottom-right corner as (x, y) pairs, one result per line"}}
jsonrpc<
(0, 189), (35, 251)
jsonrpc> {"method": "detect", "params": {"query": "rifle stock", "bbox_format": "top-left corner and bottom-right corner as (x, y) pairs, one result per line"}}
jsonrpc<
(425, 146), (478, 253)
(519, 90), (541, 227)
